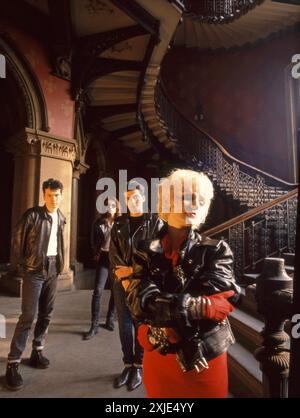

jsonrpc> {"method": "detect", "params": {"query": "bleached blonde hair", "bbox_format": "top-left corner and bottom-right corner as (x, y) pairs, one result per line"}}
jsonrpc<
(158, 169), (214, 227)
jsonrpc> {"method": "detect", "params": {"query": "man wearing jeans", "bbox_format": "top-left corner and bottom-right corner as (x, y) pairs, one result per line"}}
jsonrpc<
(109, 181), (163, 391)
(5, 178), (66, 391)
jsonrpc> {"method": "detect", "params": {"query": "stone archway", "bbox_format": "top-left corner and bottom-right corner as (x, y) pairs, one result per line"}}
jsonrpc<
(0, 35), (49, 238)
(0, 39), (30, 270)
(0, 35), (76, 295)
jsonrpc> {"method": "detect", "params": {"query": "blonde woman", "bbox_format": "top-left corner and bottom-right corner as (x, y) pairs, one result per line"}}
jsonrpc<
(124, 169), (241, 398)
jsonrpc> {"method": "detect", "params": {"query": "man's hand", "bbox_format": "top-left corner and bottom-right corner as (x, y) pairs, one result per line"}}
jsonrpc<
(115, 265), (133, 281)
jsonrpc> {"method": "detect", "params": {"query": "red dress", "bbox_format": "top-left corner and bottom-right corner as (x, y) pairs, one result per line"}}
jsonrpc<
(138, 234), (229, 398)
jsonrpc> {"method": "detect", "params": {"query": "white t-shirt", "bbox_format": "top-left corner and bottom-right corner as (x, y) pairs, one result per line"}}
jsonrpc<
(47, 210), (58, 256)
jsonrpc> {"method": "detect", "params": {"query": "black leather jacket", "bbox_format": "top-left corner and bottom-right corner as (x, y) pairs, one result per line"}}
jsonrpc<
(91, 216), (112, 256)
(126, 227), (241, 371)
(11, 205), (66, 275)
(109, 213), (164, 278)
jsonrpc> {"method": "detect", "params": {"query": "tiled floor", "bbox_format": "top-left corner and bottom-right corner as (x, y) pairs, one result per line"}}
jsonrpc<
(0, 289), (146, 398)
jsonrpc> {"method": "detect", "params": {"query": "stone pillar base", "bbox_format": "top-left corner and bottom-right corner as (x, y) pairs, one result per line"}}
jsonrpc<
(70, 260), (84, 275)
(58, 269), (74, 292)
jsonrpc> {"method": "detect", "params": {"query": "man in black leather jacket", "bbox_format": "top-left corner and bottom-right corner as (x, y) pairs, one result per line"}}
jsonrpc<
(5, 178), (66, 391)
(109, 181), (163, 391)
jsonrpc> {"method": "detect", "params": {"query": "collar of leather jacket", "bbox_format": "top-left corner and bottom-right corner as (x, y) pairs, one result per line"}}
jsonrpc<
(145, 227), (223, 259)
(41, 205), (66, 225)
(115, 212), (152, 224)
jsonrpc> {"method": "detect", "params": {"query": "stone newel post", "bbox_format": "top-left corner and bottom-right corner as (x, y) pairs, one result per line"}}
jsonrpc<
(255, 257), (293, 398)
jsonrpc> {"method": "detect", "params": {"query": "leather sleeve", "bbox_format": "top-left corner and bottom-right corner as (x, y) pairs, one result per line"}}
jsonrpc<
(109, 223), (127, 277)
(126, 277), (177, 326)
(90, 220), (105, 256)
(11, 209), (33, 271)
(197, 240), (241, 304)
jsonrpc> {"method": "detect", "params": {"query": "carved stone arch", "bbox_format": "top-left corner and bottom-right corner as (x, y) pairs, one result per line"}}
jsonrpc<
(0, 34), (49, 131)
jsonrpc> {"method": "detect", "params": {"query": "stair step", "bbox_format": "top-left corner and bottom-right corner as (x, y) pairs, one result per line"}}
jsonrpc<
(242, 273), (260, 286)
(285, 265), (294, 275)
(283, 253), (295, 266)
(228, 342), (263, 398)
(240, 285), (263, 320)
(229, 308), (263, 353)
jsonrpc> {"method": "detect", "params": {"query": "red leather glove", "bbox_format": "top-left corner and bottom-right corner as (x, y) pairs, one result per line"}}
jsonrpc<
(203, 290), (235, 321)
(187, 290), (235, 322)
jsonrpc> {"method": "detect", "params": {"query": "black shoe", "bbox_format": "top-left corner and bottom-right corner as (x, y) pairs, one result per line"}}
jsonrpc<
(29, 350), (50, 369)
(127, 367), (142, 391)
(5, 362), (24, 391)
(113, 367), (132, 388)
(83, 324), (99, 340)
(104, 317), (114, 331)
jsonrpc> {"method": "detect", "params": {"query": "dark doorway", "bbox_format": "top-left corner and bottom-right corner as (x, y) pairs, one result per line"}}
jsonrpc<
(77, 145), (99, 268)
(0, 69), (27, 265)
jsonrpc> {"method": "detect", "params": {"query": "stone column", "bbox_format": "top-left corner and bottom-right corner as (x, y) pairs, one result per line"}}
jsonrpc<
(70, 162), (89, 275)
(1, 127), (76, 295)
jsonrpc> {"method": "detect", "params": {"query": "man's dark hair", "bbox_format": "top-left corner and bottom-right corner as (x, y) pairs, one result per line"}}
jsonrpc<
(42, 178), (63, 193)
(127, 180), (145, 196)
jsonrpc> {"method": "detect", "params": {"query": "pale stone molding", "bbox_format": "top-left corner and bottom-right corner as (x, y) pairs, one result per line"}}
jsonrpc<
(73, 161), (90, 180)
(6, 127), (76, 163)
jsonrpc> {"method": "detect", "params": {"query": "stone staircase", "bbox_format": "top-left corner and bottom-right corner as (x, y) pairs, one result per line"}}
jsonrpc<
(174, 0), (300, 51)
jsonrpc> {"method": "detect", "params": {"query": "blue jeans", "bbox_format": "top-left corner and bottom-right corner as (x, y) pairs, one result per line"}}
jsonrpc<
(91, 252), (115, 324)
(8, 256), (58, 361)
(113, 280), (143, 366)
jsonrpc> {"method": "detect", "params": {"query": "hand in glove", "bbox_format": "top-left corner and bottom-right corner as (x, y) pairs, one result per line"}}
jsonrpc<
(188, 290), (235, 322)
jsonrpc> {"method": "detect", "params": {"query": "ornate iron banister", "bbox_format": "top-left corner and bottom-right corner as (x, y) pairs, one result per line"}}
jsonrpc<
(155, 80), (297, 195)
(203, 188), (298, 237)
(184, 0), (264, 24)
(203, 189), (298, 282)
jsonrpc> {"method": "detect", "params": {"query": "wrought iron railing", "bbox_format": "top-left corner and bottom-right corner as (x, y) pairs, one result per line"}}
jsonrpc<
(155, 80), (297, 209)
(202, 188), (298, 282)
(183, 0), (264, 24)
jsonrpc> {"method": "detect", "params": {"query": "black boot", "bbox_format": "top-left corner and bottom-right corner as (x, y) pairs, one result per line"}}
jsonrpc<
(113, 366), (132, 388)
(104, 316), (114, 331)
(5, 362), (24, 391)
(127, 367), (142, 391)
(83, 323), (99, 340)
(29, 349), (50, 369)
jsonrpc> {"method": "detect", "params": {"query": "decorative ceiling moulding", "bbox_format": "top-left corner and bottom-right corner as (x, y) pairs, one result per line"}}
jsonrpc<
(111, 0), (160, 41)
(82, 57), (143, 89)
(184, 0), (265, 24)
(84, 0), (115, 15)
(76, 25), (148, 54)
(0, 34), (49, 132)
(72, 25), (148, 98)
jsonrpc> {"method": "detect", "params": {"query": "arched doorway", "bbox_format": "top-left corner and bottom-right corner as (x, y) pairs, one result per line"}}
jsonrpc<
(0, 34), (48, 292)
(0, 66), (27, 266)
